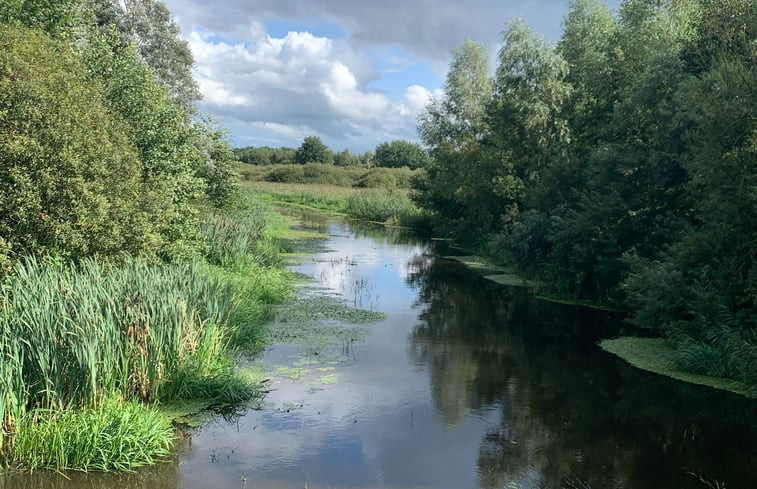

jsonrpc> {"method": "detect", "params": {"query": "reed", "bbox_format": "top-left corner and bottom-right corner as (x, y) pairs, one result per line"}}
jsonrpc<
(9, 399), (173, 471)
(0, 256), (256, 466)
(0, 199), (293, 470)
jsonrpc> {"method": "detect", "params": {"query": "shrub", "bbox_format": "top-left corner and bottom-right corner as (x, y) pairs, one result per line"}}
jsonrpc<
(0, 25), (156, 262)
(265, 165), (306, 183)
(354, 168), (397, 189)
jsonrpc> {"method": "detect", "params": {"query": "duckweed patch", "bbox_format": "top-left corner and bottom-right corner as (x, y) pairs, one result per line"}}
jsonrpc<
(266, 294), (386, 359)
(600, 337), (754, 398)
(483, 274), (536, 288)
(444, 255), (509, 275)
(318, 374), (339, 384)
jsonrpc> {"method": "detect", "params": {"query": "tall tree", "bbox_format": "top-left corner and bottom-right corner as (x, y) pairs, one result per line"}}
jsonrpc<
(92, 0), (201, 108)
(294, 136), (332, 164)
(415, 39), (493, 237)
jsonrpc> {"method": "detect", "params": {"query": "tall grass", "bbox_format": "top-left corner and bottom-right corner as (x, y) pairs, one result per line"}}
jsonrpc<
(346, 191), (428, 228)
(10, 399), (173, 471)
(0, 199), (294, 470)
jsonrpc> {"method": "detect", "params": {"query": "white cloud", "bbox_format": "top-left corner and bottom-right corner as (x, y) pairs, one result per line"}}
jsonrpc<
(186, 27), (429, 149)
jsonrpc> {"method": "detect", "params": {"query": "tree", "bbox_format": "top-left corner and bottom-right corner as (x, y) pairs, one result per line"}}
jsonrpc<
(333, 148), (360, 166)
(82, 28), (205, 259)
(0, 0), (87, 39)
(419, 39), (493, 150)
(294, 136), (332, 164)
(374, 140), (430, 169)
(414, 39), (493, 237)
(0, 25), (156, 262)
(91, 0), (201, 108)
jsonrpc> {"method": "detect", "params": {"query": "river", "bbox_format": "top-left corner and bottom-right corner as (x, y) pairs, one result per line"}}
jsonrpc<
(3, 211), (757, 489)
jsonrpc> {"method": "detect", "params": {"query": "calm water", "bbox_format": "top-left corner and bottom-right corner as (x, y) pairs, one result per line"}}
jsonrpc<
(3, 213), (757, 489)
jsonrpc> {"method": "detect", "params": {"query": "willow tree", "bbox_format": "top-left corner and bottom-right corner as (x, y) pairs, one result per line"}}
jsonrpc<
(415, 39), (493, 237)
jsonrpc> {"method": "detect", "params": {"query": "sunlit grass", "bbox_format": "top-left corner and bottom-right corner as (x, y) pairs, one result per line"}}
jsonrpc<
(9, 399), (173, 472)
(0, 198), (294, 471)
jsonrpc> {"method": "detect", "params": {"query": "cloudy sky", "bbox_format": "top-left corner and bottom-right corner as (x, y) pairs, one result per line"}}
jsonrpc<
(163, 0), (621, 152)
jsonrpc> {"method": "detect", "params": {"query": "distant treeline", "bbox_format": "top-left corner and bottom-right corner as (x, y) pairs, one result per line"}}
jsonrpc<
(234, 136), (430, 169)
(413, 0), (755, 389)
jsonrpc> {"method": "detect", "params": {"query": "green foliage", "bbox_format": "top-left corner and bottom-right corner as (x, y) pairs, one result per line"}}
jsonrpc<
(234, 145), (296, 165)
(374, 140), (430, 169)
(0, 0), (88, 39)
(191, 120), (241, 209)
(9, 399), (173, 471)
(82, 28), (206, 260)
(354, 168), (398, 189)
(258, 163), (418, 188)
(333, 148), (361, 166)
(264, 165), (307, 183)
(413, 0), (757, 388)
(96, 0), (202, 108)
(294, 135), (333, 164)
(0, 25), (156, 262)
(415, 39), (493, 239)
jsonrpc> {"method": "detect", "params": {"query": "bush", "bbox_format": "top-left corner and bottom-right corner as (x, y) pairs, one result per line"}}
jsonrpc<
(354, 168), (397, 189)
(265, 165), (306, 183)
(0, 25), (156, 262)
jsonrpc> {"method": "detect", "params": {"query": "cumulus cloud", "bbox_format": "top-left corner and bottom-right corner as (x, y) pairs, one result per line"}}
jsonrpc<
(167, 1), (622, 61)
(186, 27), (426, 149)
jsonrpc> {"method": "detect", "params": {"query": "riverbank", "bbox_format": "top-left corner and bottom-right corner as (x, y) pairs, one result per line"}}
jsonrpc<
(600, 337), (756, 399)
(0, 197), (295, 473)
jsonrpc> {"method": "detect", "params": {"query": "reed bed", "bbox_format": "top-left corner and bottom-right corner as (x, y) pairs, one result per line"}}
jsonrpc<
(0, 200), (293, 471)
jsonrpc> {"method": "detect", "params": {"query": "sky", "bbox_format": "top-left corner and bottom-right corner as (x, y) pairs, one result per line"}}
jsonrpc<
(162, 0), (621, 152)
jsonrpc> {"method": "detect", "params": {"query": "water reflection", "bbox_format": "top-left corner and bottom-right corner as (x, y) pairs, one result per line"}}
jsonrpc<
(408, 254), (757, 489)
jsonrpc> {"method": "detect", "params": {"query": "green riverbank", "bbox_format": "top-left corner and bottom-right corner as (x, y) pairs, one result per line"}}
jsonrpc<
(600, 337), (755, 399)
(0, 199), (297, 473)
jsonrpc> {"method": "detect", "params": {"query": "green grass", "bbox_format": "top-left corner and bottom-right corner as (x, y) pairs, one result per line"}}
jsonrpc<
(0, 198), (295, 472)
(600, 337), (755, 398)
(246, 181), (429, 229)
(8, 399), (173, 472)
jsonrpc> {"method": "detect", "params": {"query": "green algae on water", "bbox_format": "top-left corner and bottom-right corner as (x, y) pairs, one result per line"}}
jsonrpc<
(600, 337), (755, 399)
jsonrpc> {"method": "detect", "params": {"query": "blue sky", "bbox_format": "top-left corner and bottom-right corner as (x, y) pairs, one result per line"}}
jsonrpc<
(163, 0), (621, 152)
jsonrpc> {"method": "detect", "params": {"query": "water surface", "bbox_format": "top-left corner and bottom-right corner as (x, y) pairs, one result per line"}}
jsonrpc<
(4, 215), (757, 489)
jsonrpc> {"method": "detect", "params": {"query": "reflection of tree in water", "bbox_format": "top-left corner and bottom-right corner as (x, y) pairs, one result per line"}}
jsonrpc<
(406, 254), (757, 489)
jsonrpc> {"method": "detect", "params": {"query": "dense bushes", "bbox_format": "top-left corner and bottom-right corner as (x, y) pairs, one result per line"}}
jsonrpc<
(0, 26), (154, 263)
(258, 163), (418, 189)
(413, 0), (756, 388)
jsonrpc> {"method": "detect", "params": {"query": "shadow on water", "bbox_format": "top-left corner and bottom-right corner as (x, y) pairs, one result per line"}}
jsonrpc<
(407, 253), (757, 489)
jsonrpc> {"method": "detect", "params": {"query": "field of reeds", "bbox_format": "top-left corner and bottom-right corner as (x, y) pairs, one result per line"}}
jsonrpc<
(0, 199), (293, 472)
